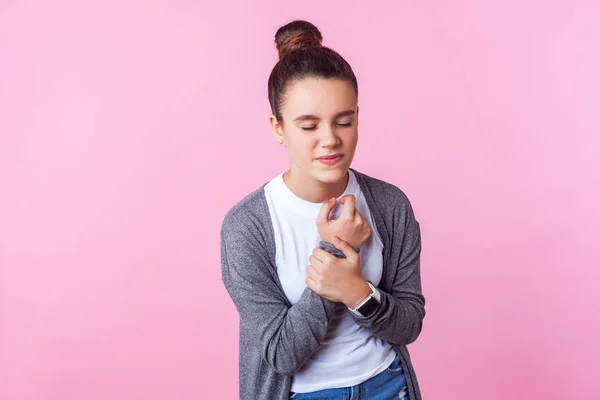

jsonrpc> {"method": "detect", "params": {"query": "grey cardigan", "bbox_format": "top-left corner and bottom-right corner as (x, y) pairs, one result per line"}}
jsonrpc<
(220, 169), (425, 400)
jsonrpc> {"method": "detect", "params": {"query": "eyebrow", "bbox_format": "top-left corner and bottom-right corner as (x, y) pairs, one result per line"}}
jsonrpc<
(293, 109), (356, 122)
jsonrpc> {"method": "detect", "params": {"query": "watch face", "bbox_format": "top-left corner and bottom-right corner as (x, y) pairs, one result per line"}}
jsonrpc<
(357, 296), (380, 317)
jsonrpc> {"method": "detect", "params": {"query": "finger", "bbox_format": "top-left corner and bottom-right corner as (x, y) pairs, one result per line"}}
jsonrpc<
(311, 247), (327, 263)
(317, 197), (337, 225)
(308, 255), (324, 272)
(313, 248), (335, 263)
(305, 275), (317, 291)
(306, 264), (319, 279)
(339, 195), (356, 219)
(332, 236), (359, 262)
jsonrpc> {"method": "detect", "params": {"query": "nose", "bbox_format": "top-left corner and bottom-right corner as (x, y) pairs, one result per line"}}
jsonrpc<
(319, 125), (340, 147)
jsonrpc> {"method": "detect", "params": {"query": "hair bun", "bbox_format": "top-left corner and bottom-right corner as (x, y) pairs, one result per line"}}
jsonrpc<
(275, 20), (323, 60)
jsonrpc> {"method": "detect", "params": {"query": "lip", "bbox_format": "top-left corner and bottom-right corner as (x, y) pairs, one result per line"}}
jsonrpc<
(317, 154), (344, 165)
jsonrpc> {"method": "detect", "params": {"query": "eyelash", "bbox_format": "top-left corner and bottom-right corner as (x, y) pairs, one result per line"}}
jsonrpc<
(301, 123), (353, 131)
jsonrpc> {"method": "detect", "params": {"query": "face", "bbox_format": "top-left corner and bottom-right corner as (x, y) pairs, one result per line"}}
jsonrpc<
(270, 77), (359, 185)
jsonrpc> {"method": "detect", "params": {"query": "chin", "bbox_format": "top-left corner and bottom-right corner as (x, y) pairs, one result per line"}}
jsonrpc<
(312, 167), (348, 184)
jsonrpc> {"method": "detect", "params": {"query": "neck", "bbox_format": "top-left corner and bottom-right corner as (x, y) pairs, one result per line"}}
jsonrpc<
(283, 168), (349, 203)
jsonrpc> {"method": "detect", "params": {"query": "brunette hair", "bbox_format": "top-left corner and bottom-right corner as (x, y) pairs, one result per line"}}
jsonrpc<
(267, 20), (358, 122)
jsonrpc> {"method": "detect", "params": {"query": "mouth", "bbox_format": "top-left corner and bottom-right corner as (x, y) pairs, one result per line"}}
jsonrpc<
(317, 154), (344, 166)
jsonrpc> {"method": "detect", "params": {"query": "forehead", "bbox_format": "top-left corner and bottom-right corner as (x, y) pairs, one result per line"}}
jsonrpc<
(282, 78), (357, 118)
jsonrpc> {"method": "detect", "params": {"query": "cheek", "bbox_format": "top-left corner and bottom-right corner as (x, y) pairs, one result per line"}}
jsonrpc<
(289, 135), (317, 156)
(344, 129), (359, 147)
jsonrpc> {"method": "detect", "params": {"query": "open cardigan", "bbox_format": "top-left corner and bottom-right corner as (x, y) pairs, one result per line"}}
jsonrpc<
(220, 168), (425, 400)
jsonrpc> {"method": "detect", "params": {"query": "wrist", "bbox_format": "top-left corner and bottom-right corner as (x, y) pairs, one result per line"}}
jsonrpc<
(344, 278), (372, 309)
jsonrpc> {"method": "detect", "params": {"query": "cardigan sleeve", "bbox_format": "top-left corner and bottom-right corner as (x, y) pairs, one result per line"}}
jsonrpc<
(220, 210), (338, 376)
(318, 240), (361, 258)
(349, 198), (426, 346)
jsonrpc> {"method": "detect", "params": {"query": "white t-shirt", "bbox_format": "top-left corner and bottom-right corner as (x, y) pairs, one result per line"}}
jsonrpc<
(264, 170), (395, 393)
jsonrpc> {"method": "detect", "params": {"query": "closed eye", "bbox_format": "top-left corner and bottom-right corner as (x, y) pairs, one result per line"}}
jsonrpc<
(301, 122), (353, 131)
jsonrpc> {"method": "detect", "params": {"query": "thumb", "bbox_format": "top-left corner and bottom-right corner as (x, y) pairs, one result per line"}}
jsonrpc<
(332, 236), (359, 262)
(317, 197), (336, 225)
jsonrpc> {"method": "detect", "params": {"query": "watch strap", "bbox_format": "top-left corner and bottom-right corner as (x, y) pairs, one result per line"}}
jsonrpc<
(349, 281), (381, 317)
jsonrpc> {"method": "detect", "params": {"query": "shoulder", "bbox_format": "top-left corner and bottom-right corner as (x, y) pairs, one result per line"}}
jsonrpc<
(353, 169), (415, 213)
(221, 183), (272, 241)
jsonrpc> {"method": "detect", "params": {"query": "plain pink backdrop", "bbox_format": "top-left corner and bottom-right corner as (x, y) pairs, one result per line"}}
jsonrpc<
(1, 1), (599, 399)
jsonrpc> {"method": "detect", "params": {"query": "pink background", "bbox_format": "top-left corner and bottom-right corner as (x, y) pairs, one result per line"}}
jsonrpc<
(1, 1), (599, 399)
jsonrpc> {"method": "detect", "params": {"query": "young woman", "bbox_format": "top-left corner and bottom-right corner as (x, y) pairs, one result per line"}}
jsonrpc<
(221, 20), (425, 400)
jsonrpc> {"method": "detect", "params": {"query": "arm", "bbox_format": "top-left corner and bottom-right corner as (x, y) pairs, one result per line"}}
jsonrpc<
(349, 202), (425, 346)
(220, 212), (338, 376)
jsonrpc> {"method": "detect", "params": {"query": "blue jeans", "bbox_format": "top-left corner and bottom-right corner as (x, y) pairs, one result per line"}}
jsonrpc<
(289, 354), (409, 400)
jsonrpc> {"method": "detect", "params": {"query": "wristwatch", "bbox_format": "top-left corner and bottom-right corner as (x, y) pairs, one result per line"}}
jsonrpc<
(350, 281), (381, 317)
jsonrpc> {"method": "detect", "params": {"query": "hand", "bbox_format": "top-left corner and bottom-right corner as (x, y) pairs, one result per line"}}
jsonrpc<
(306, 236), (372, 308)
(316, 194), (372, 251)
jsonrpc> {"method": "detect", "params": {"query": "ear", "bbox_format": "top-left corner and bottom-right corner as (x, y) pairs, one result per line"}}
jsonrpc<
(356, 105), (359, 128)
(269, 114), (285, 146)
